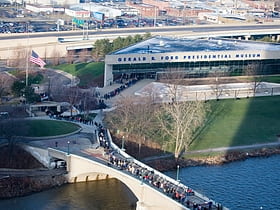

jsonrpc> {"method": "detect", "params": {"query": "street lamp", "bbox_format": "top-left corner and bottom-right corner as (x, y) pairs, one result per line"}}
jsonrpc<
(121, 136), (125, 151)
(67, 141), (70, 155)
(176, 165), (180, 182)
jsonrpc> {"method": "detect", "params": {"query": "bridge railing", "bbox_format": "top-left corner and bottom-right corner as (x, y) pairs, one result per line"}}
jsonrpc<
(106, 129), (223, 208)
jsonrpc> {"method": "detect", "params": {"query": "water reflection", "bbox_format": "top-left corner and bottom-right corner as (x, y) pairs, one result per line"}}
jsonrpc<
(0, 178), (137, 210)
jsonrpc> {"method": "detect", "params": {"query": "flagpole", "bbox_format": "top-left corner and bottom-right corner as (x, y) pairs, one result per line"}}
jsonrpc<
(26, 22), (29, 87)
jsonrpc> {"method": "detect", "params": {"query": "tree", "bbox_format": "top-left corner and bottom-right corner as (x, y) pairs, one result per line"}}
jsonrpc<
(104, 95), (157, 156)
(157, 70), (208, 159)
(11, 80), (25, 97)
(66, 51), (75, 64)
(0, 118), (28, 166)
(92, 39), (112, 61)
(156, 98), (206, 160)
(51, 46), (60, 65)
(143, 32), (152, 40)
(55, 86), (82, 116)
(245, 62), (264, 96)
(211, 72), (226, 101)
(23, 86), (41, 103)
(0, 74), (11, 103)
(133, 34), (143, 43)
(78, 49), (89, 63)
(112, 37), (125, 51)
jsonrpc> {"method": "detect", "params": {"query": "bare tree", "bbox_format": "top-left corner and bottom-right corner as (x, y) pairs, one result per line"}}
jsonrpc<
(245, 62), (263, 96)
(105, 95), (157, 155)
(8, 46), (27, 68)
(80, 90), (98, 117)
(0, 73), (11, 103)
(0, 118), (28, 166)
(51, 46), (60, 66)
(78, 50), (89, 63)
(66, 51), (75, 64)
(157, 70), (208, 160)
(211, 74), (226, 101)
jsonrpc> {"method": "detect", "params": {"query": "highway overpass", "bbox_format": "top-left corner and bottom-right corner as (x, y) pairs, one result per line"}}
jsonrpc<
(0, 23), (280, 60)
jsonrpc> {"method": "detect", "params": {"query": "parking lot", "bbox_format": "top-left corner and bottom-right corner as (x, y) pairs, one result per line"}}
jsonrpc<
(0, 3), (202, 34)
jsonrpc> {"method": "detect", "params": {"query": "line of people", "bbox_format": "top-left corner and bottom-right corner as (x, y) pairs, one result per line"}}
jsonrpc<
(107, 150), (216, 210)
(94, 120), (222, 210)
(96, 123), (110, 149)
(50, 115), (95, 126)
(103, 78), (139, 100)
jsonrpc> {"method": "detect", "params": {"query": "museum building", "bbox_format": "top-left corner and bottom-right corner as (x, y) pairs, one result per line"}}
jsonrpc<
(104, 36), (280, 86)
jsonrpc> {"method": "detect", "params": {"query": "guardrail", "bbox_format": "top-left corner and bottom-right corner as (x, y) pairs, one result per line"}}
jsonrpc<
(106, 129), (227, 209)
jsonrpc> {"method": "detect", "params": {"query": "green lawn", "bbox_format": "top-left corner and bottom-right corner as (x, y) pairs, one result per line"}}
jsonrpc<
(262, 75), (280, 83)
(7, 120), (80, 137)
(190, 96), (280, 151)
(52, 62), (104, 87)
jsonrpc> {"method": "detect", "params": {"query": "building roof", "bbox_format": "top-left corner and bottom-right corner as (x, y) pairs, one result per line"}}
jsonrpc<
(110, 36), (280, 55)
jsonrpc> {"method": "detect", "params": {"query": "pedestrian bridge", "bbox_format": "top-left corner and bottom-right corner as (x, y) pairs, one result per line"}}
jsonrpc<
(47, 131), (225, 210)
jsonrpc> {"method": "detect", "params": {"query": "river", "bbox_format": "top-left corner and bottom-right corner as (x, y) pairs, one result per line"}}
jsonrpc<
(1, 155), (279, 210)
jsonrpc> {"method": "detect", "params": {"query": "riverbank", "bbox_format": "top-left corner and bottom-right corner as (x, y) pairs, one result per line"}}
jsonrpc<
(144, 146), (280, 171)
(0, 145), (67, 199)
(0, 173), (67, 198)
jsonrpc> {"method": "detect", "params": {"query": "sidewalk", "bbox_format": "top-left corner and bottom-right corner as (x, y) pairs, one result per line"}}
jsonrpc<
(99, 79), (154, 107)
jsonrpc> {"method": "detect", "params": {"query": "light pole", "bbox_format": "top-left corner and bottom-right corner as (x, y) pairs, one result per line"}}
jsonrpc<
(121, 136), (125, 151)
(67, 141), (70, 155)
(176, 165), (180, 182)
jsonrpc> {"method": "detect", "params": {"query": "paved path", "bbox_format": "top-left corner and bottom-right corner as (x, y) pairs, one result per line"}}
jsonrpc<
(186, 141), (280, 154)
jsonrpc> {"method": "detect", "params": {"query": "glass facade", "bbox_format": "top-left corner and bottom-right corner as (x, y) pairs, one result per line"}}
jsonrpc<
(112, 59), (280, 79)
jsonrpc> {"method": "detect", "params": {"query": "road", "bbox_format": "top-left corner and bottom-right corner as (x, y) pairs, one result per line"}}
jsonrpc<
(1, 23), (280, 40)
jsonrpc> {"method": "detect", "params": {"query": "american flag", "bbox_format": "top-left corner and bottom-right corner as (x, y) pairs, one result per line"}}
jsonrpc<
(30, 50), (46, 68)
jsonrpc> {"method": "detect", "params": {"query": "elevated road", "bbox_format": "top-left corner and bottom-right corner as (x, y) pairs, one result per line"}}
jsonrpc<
(1, 22), (280, 40)
(1, 23), (280, 60)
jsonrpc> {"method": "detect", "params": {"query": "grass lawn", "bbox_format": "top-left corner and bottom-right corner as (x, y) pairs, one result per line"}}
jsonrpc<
(262, 75), (280, 83)
(9, 120), (80, 137)
(52, 62), (105, 87)
(239, 75), (280, 83)
(190, 96), (280, 151)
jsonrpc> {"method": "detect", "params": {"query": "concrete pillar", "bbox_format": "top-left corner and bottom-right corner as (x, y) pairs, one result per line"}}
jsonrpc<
(104, 64), (113, 87)
(277, 35), (280, 42)
(136, 201), (148, 210)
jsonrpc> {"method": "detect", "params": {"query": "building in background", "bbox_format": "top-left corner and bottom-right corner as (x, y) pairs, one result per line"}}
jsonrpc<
(104, 36), (280, 86)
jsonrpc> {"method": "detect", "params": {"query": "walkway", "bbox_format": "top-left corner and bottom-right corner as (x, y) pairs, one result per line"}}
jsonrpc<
(27, 111), (224, 209)
(187, 141), (280, 154)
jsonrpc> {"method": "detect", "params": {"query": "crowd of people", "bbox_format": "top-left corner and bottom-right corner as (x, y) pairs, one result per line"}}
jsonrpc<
(50, 114), (96, 126)
(103, 78), (139, 100)
(96, 122), (110, 149)
(95, 125), (219, 210)
(107, 151), (217, 209)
